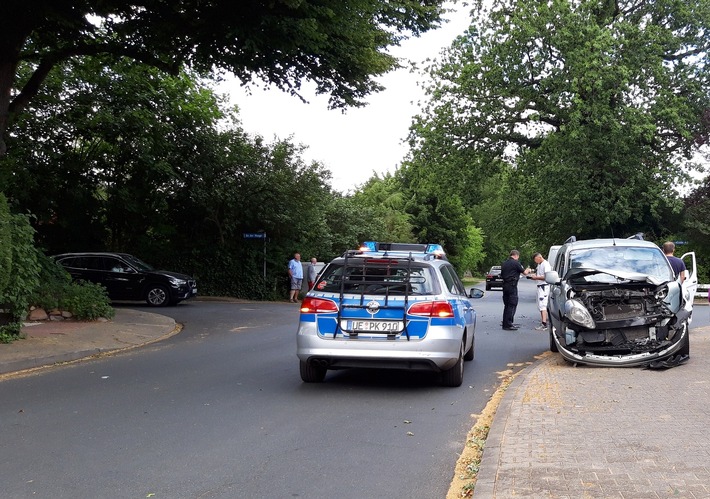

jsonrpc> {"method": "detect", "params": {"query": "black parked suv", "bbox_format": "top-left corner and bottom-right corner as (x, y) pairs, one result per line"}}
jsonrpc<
(54, 252), (197, 307)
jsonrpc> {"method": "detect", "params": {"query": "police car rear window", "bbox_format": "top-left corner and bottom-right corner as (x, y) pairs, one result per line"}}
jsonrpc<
(317, 262), (439, 295)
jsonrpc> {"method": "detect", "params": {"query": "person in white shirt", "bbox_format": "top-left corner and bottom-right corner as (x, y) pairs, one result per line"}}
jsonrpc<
(307, 258), (318, 290)
(529, 252), (552, 330)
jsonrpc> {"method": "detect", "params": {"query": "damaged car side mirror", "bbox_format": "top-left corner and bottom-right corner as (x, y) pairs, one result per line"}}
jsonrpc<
(545, 271), (560, 285)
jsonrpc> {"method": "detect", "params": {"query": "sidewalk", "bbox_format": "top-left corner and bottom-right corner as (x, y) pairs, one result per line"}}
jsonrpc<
(0, 308), (177, 376)
(474, 324), (710, 498)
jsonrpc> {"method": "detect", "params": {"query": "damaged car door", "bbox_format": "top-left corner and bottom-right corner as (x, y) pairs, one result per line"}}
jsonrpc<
(680, 251), (698, 316)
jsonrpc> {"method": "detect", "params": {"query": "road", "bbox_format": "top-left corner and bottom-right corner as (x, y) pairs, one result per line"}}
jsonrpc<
(0, 280), (568, 498)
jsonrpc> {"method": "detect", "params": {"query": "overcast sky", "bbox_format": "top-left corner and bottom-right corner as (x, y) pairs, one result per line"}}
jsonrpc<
(216, 5), (472, 193)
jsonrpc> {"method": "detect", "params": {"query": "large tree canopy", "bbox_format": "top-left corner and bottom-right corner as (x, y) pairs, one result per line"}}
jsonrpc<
(0, 0), (447, 156)
(409, 0), (710, 245)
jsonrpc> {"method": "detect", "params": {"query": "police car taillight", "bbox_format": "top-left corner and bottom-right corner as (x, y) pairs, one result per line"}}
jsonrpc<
(408, 301), (454, 318)
(300, 297), (338, 314)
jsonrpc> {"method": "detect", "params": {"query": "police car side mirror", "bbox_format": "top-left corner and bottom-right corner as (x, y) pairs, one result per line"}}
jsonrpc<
(469, 288), (484, 299)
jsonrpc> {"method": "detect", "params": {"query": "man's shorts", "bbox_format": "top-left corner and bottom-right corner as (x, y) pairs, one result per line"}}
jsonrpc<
(536, 284), (549, 311)
(290, 277), (303, 290)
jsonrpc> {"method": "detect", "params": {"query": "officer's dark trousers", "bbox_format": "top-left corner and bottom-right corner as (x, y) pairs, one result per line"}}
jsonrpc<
(502, 283), (519, 328)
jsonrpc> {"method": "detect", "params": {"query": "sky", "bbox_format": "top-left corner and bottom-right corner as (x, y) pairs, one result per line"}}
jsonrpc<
(216, 5), (472, 193)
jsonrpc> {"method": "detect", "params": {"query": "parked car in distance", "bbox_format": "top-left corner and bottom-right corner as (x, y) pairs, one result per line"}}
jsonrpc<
(296, 241), (483, 387)
(53, 252), (197, 307)
(545, 236), (696, 367)
(485, 265), (503, 290)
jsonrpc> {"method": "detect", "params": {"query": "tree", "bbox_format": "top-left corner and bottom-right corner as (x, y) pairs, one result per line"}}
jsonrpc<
(3, 53), (390, 298)
(410, 0), (710, 244)
(1, 0), (448, 156)
(351, 173), (415, 242)
(3, 57), (226, 258)
(395, 164), (485, 273)
(681, 174), (710, 281)
(320, 194), (393, 259)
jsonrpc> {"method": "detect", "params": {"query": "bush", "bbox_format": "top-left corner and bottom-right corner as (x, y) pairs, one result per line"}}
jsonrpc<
(27, 251), (72, 312)
(58, 281), (115, 321)
(28, 252), (114, 321)
(0, 322), (22, 344)
(0, 195), (114, 342)
(0, 194), (40, 342)
(187, 250), (285, 300)
(0, 200), (40, 323)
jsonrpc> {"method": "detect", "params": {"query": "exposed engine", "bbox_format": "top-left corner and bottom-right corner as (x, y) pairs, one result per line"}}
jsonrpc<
(564, 283), (682, 355)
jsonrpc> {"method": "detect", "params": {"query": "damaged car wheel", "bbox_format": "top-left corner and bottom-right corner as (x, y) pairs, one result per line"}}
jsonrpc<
(548, 322), (558, 353)
(676, 325), (690, 357)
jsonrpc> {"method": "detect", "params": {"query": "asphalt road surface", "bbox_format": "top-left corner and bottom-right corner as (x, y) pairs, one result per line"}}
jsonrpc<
(0, 280), (571, 498)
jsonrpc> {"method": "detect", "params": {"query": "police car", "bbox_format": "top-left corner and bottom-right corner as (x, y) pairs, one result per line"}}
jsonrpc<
(296, 242), (483, 386)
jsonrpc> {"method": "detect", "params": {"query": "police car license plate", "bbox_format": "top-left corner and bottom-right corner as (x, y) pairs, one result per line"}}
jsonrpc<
(344, 320), (404, 333)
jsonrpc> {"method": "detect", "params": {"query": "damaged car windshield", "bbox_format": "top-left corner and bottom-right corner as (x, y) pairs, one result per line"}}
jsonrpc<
(568, 246), (674, 283)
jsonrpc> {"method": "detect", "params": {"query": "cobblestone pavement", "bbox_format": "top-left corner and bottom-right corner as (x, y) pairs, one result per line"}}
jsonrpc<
(474, 326), (710, 499)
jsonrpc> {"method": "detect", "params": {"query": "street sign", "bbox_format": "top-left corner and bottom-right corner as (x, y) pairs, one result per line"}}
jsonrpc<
(243, 232), (267, 278)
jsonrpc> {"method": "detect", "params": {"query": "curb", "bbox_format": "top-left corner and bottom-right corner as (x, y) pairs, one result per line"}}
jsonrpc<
(1, 309), (179, 378)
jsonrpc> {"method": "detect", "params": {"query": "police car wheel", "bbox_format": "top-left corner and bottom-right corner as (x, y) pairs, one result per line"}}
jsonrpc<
(300, 359), (327, 383)
(463, 333), (474, 361)
(441, 339), (464, 387)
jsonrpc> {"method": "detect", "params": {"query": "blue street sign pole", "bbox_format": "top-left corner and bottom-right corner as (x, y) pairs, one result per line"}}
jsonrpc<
(262, 232), (266, 279)
(243, 232), (267, 278)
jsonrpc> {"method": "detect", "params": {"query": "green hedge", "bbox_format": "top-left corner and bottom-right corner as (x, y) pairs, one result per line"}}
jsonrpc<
(0, 193), (40, 323)
(0, 194), (113, 342)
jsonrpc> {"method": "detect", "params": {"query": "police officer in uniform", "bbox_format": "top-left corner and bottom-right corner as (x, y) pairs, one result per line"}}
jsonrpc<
(501, 249), (531, 330)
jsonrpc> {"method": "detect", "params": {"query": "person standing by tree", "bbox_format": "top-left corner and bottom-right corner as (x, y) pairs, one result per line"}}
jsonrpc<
(528, 252), (551, 330)
(663, 242), (686, 283)
(288, 253), (303, 302)
(307, 258), (318, 290)
(501, 250), (531, 330)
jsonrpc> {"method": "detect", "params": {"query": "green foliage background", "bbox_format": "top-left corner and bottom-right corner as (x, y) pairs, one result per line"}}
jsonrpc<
(1, 0), (709, 304)
(0, 194), (114, 341)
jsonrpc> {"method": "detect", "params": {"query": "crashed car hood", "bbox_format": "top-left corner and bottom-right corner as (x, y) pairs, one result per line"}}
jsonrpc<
(565, 267), (665, 285)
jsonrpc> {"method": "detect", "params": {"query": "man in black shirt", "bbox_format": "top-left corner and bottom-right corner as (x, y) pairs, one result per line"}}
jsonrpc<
(501, 249), (531, 330)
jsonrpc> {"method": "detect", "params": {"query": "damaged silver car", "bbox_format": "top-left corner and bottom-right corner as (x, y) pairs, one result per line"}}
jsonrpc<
(545, 237), (697, 367)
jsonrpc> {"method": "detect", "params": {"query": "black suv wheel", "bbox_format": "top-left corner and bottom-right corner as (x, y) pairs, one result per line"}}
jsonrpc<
(145, 284), (169, 306)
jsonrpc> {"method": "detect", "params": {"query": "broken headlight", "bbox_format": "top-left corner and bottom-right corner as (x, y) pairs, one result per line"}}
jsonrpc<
(564, 298), (595, 328)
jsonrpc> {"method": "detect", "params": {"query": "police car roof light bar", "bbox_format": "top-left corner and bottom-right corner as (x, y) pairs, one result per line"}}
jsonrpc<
(360, 241), (446, 259)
